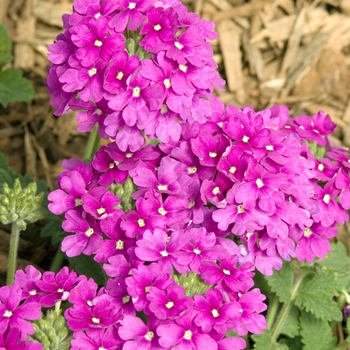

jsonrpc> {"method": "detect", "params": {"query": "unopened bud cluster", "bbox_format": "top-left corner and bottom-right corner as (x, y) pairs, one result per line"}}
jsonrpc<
(0, 179), (45, 230)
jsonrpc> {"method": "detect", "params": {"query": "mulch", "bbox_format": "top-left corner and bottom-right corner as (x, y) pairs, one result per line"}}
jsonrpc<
(1, 0), (350, 284)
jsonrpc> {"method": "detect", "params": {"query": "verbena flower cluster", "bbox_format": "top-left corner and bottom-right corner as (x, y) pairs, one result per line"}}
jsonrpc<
(4, 0), (350, 349)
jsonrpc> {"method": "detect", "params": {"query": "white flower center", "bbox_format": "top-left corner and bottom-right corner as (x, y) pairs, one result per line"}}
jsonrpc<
(94, 40), (103, 47)
(323, 194), (331, 204)
(92, 317), (100, 324)
(161, 104), (168, 114)
(229, 166), (236, 174)
(318, 164), (324, 171)
(242, 135), (249, 143)
(256, 178), (264, 188)
(138, 219), (145, 227)
(175, 41), (184, 50)
(85, 228), (94, 237)
(126, 153), (133, 158)
(212, 309), (219, 318)
(238, 204), (244, 213)
(87, 300), (93, 306)
(123, 296), (130, 304)
(304, 228), (312, 237)
(88, 68), (97, 77)
(3, 310), (12, 318)
(209, 152), (217, 158)
(184, 330), (192, 340)
(212, 187), (220, 195)
(29, 289), (37, 296)
(145, 331), (154, 341)
(94, 12), (101, 18)
(164, 79), (171, 88)
(158, 207), (167, 216)
(179, 64), (187, 73)
(266, 145), (274, 151)
(188, 201), (195, 209)
(193, 248), (201, 255)
(97, 207), (105, 215)
(128, 2), (136, 9)
(133, 87), (141, 97)
(223, 269), (231, 275)
(154, 24), (162, 31)
(117, 71), (124, 80)
(188, 167), (197, 174)
(116, 240), (124, 249)
(160, 250), (168, 257)
(165, 301), (174, 309)
(158, 184), (168, 191)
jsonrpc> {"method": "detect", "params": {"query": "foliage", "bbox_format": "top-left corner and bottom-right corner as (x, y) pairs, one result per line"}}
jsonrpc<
(0, 24), (35, 107)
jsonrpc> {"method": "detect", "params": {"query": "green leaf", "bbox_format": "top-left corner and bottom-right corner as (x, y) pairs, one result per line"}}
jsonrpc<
(252, 330), (289, 350)
(295, 271), (342, 322)
(0, 69), (35, 107)
(280, 305), (300, 338)
(0, 25), (12, 67)
(40, 214), (64, 245)
(299, 311), (337, 350)
(254, 271), (274, 301)
(68, 255), (106, 286)
(317, 242), (350, 271)
(265, 262), (296, 304)
(278, 336), (303, 350)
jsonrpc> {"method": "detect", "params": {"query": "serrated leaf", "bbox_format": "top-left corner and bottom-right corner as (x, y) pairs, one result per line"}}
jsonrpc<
(278, 336), (303, 350)
(68, 255), (106, 286)
(280, 305), (300, 338)
(0, 69), (35, 107)
(295, 272), (342, 322)
(252, 330), (289, 350)
(318, 242), (350, 270)
(0, 25), (12, 67)
(265, 262), (296, 303)
(299, 311), (338, 350)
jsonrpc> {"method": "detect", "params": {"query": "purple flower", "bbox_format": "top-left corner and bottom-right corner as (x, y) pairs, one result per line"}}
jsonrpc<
(71, 327), (122, 350)
(36, 267), (82, 307)
(104, 52), (141, 95)
(157, 309), (218, 349)
(118, 315), (163, 349)
(94, 216), (135, 263)
(109, 0), (154, 32)
(292, 110), (336, 146)
(147, 284), (193, 320)
(194, 289), (240, 333)
(14, 265), (42, 303)
(228, 289), (268, 336)
(48, 164), (92, 215)
(121, 197), (168, 238)
(61, 210), (103, 257)
(125, 264), (173, 312)
(139, 7), (177, 53)
(0, 285), (41, 340)
(135, 228), (190, 274)
(174, 227), (227, 273)
(0, 328), (42, 350)
(65, 298), (121, 331)
(290, 222), (337, 263)
(200, 256), (254, 293)
(72, 17), (125, 67)
(82, 188), (122, 220)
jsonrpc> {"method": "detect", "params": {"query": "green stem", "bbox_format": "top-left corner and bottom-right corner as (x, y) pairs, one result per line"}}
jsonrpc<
(50, 249), (65, 273)
(7, 221), (21, 285)
(266, 295), (279, 329)
(333, 341), (350, 350)
(271, 269), (308, 342)
(84, 124), (101, 161)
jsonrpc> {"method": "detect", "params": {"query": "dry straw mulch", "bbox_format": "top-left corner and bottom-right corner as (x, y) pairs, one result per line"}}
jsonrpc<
(1, 0), (350, 280)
